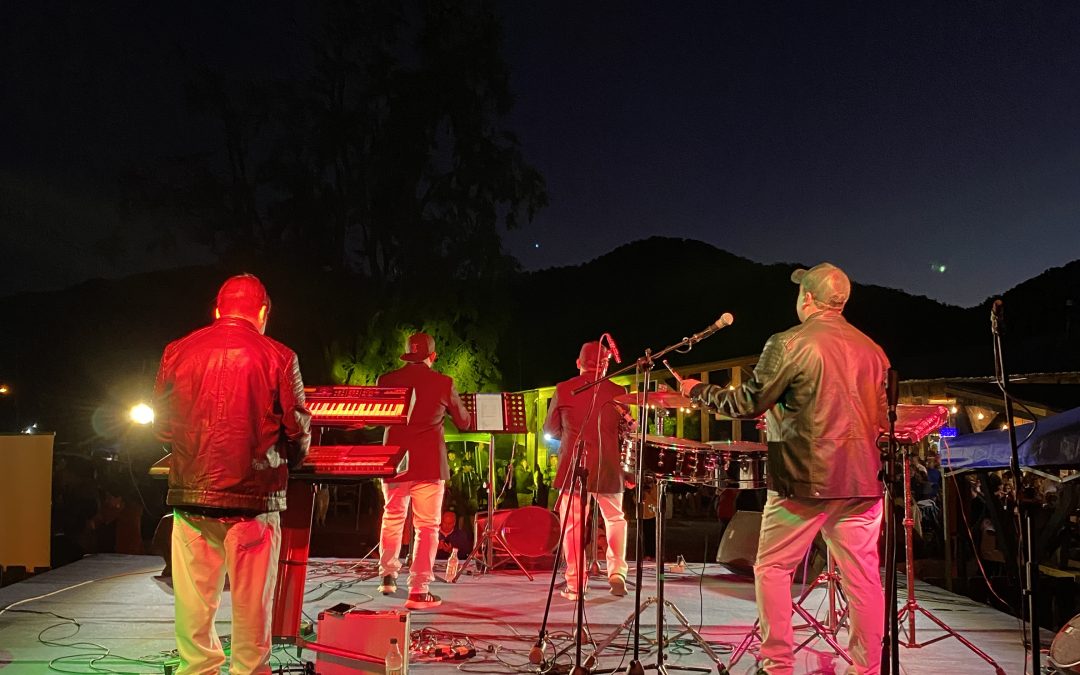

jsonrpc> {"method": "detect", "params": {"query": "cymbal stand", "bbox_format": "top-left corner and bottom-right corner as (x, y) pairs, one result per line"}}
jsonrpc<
(895, 441), (1006, 674)
(588, 478), (719, 675)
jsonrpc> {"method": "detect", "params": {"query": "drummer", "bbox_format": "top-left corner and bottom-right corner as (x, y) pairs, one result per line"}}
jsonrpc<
(543, 340), (631, 599)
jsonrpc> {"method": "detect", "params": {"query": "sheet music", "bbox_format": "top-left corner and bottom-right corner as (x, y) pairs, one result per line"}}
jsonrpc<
(474, 393), (505, 431)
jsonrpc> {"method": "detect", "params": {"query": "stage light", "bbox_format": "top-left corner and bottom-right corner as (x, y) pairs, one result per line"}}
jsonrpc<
(22, 422), (37, 434)
(950, 405), (958, 414)
(0, 384), (9, 395)
(977, 412), (985, 420)
(543, 433), (553, 442)
(130, 403), (155, 425)
(1001, 424), (1009, 431)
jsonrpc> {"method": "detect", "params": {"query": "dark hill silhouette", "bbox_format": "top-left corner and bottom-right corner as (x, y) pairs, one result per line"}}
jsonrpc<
(501, 237), (988, 389)
(2, 237), (1077, 444)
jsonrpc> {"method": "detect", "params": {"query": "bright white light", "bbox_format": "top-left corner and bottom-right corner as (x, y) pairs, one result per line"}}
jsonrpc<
(950, 406), (958, 414)
(130, 403), (155, 425)
(22, 423), (37, 434)
(543, 433), (553, 442)
(976, 412), (985, 421)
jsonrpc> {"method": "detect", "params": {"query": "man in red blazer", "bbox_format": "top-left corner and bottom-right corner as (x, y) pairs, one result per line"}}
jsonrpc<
(377, 332), (472, 609)
(543, 341), (630, 600)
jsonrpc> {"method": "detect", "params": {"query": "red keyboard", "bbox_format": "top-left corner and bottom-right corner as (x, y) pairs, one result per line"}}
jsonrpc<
(303, 385), (414, 426)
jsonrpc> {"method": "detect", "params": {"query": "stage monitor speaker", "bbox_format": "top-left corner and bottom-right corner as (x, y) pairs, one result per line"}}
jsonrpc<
(715, 510), (826, 582)
(716, 510), (761, 575)
(316, 606), (410, 675)
(1050, 613), (1080, 673)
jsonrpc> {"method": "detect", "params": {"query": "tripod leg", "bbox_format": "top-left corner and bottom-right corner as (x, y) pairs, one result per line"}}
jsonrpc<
(588, 597), (659, 664)
(726, 620), (760, 670)
(493, 532), (535, 581)
(452, 518), (493, 581)
(663, 600), (723, 664)
(791, 604), (853, 665)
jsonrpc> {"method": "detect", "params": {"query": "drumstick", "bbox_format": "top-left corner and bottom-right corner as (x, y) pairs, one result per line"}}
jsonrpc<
(662, 359), (683, 385)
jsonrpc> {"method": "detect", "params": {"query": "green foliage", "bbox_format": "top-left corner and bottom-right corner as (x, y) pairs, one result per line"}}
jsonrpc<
(324, 283), (506, 391)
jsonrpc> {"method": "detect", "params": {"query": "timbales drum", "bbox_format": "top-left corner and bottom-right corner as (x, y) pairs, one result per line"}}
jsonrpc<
(621, 433), (717, 484)
(706, 441), (768, 489)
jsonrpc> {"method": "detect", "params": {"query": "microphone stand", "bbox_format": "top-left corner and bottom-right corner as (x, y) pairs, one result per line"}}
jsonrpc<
(880, 369), (901, 674)
(574, 330), (723, 675)
(530, 435), (588, 669)
(991, 299), (1040, 673)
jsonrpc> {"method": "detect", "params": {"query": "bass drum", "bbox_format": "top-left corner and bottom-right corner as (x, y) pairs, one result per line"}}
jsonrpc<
(474, 506), (560, 557)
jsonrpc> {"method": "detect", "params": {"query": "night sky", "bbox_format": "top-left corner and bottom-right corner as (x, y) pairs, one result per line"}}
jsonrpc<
(4, 1), (1080, 306)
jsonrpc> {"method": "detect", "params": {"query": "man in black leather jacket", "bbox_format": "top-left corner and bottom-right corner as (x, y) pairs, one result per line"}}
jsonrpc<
(154, 274), (311, 675)
(680, 263), (888, 675)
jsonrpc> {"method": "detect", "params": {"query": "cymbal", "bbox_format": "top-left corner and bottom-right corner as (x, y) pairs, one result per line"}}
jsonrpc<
(614, 391), (694, 408)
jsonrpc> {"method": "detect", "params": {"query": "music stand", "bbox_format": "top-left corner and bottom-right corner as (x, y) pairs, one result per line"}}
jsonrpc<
(452, 393), (528, 580)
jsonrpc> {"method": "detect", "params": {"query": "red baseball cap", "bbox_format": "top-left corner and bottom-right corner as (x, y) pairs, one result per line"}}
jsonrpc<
(401, 332), (436, 362)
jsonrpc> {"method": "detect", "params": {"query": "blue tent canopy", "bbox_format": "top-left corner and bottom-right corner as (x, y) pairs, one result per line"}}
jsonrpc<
(942, 405), (1080, 471)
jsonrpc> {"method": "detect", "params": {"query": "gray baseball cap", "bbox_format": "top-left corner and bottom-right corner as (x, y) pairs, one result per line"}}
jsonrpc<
(791, 262), (850, 308)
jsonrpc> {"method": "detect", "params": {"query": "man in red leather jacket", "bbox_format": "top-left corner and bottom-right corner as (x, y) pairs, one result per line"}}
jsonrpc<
(377, 332), (471, 609)
(543, 341), (630, 600)
(154, 274), (311, 675)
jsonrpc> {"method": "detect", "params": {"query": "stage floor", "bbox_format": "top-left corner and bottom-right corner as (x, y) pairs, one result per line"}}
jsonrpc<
(0, 554), (1046, 674)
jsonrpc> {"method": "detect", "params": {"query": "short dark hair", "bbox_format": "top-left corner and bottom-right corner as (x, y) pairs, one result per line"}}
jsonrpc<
(216, 274), (270, 318)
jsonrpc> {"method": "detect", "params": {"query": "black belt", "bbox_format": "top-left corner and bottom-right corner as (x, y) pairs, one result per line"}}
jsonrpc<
(177, 505), (268, 519)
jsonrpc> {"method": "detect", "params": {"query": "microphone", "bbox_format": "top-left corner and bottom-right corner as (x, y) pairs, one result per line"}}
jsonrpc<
(528, 643), (544, 665)
(602, 332), (622, 363)
(991, 299), (1005, 337)
(687, 313), (734, 344)
(886, 368), (899, 410)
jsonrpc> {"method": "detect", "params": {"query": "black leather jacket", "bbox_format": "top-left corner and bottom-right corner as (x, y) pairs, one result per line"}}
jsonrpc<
(690, 311), (888, 499)
(154, 317), (312, 512)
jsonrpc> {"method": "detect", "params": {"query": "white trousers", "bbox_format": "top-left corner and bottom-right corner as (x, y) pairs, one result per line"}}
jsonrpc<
(557, 490), (628, 590)
(754, 493), (884, 675)
(379, 479), (445, 594)
(172, 509), (281, 675)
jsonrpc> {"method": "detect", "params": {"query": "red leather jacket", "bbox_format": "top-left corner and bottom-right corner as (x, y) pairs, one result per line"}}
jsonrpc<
(154, 317), (312, 512)
(691, 310), (888, 499)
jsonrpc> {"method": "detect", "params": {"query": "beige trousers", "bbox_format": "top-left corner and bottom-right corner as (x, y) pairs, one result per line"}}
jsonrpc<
(754, 492), (884, 675)
(172, 509), (281, 675)
(379, 479), (445, 594)
(557, 490), (629, 590)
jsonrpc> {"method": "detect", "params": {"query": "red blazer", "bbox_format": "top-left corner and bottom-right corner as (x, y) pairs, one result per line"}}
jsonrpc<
(378, 363), (471, 482)
(543, 374), (627, 494)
